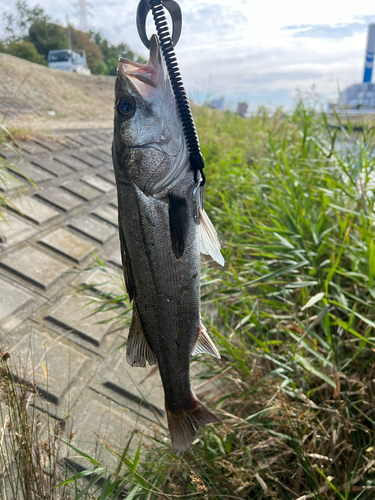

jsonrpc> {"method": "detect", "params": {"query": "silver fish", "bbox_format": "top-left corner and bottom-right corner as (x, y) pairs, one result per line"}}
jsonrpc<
(112, 34), (224, 452)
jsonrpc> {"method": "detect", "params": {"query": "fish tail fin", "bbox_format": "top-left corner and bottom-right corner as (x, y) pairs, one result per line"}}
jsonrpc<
(166, 394), (221, 452)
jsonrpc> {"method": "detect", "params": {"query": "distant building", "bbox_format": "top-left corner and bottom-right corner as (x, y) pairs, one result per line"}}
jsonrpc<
(336, 83), (375, 109)
(332, 24), (375, 110)
(237, 102), (248, 117)
(207, 97), (225, 110)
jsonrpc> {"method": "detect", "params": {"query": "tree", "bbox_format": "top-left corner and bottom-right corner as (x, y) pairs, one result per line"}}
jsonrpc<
(0, 1), (56, 66)
(27, 19), (67, 59)
(0, 0), (49, 66)
(27, 19), (103, 72)
(0, 1), (144, 74)
(70, 27), (103, 74)
(4, 40), (47, 65)
(1, 0), (47, 45)
(89, 30), (146, 75)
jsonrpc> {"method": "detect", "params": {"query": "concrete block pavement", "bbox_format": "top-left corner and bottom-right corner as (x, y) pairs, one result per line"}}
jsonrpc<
(0, 129), (166, 471)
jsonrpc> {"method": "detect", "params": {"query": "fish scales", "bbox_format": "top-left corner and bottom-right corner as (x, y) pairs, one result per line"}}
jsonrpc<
(117, 178), (200, 408)
(113, 34), (224, 451)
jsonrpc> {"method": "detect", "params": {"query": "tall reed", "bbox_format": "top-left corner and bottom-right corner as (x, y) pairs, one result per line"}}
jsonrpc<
(76, 102), (375, 499)
(2, 102), (375, 499)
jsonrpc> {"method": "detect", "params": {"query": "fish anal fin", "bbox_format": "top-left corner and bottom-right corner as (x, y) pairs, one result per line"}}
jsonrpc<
(166, 392), (221, 452)
(169, 194), (188, 259)
(199, 208), (225, 267)
(119, 223), (134, 302)
(127, 302), (157, 367)
(192, 324), (221, 359)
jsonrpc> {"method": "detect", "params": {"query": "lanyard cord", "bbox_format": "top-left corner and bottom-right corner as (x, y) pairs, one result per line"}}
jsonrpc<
(148, 0), (206, 186)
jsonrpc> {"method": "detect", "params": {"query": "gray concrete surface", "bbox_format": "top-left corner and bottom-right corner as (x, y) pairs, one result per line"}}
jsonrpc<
(0, 130), (224, 477)
(0, 129), (166, 472)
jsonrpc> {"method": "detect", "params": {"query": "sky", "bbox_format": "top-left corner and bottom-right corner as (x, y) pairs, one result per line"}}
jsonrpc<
(1, 0), (375, 109)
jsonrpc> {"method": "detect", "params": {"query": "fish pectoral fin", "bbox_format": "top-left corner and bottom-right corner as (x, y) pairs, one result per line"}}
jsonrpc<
(127, 302), (157, 367)
(199, 208), (225, 266)
(192, 324), (221, 359)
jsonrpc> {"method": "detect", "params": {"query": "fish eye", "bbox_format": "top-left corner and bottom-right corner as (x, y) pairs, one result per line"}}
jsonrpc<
(118, 96), (135, 118)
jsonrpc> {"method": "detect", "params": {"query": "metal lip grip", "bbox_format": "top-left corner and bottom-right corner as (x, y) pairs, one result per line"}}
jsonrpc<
(136, 0), (182, 49)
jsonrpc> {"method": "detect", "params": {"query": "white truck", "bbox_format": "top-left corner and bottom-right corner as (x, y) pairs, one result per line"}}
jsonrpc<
(47, 49), (91, 75)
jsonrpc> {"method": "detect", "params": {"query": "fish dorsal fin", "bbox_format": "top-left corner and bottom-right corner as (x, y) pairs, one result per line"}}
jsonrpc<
(199, 208), (225, 266)
(192, 324), (221, 359)
(127, 302), (157, 367)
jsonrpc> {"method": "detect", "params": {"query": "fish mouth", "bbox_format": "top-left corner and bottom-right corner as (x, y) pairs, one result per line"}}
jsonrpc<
(118, 35), (161, 88)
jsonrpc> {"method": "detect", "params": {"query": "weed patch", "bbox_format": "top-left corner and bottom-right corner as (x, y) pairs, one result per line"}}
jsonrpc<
(79, 103), (375, 499)
(2, 102), (375, 499)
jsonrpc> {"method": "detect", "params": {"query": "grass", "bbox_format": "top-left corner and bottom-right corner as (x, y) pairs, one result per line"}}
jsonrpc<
(0, 346), (72, 499)
(195, 103), (375, 498)
(75, 101), (375, 499)
(1, 100), (375, 498)
(0, 125), (35, 143)
(0, 124), (34, 219)
(189, 102), (375, 499)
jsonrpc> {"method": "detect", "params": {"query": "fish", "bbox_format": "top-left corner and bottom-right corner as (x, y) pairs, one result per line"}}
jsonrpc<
(112, 34), (224, 452)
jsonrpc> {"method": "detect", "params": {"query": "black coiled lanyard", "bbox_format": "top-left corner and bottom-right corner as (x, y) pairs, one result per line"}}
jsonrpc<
(136, 0), (206, 187)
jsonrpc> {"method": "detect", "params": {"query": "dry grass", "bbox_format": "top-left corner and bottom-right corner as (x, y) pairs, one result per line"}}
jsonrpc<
(0, 53), (115, 131)
(0, 347), (73, 499)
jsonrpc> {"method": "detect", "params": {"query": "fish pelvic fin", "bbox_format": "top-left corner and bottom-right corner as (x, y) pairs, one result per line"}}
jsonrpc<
(192, 323), (221, 359)
(199, 208), (225, 266)
(127, 302), (157, 367)
(166, 393), (221, 452)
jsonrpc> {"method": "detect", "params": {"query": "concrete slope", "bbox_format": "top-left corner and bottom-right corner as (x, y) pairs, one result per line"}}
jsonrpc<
(0, 53), (115, 130)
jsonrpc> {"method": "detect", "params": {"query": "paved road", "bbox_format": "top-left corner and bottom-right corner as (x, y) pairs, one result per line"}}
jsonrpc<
(0, 129), (166, 471)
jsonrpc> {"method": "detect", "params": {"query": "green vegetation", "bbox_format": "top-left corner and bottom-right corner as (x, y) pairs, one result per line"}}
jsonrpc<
(1, 102), (375, 498)
(89, 31), (146, 76)
(70, 103), (375, 498)
(0, 40), (46, 65)
(0, 0), (145, 73)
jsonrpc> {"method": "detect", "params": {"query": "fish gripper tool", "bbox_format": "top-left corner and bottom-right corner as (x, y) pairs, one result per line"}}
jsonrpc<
(136, 0), (206, 186)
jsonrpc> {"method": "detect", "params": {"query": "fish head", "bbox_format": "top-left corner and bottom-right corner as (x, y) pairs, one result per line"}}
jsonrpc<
(114, 34), (188, 196)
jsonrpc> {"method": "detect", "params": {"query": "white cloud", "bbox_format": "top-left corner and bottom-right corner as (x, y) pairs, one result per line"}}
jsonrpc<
(1, 0), (374, 107)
